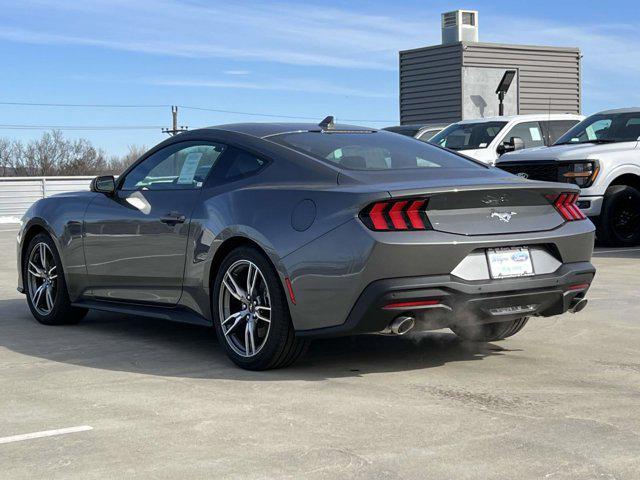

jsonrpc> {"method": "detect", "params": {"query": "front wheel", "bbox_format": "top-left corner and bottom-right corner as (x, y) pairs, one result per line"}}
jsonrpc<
(450, 317), (529, 342)
(212, 246), (308, 370)
(23, 233), (87, 325)
(597, 185), (640, 247)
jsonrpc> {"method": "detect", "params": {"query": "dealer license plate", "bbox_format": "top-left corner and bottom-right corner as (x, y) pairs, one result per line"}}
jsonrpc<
(486, 247), (534, 279)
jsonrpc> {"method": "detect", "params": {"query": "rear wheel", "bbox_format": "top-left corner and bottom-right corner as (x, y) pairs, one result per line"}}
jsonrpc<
(212, 246), (308, 370)
(597, 185), (640, 247)
(23, 233), (87, 325)
(451, 317), (529, 342)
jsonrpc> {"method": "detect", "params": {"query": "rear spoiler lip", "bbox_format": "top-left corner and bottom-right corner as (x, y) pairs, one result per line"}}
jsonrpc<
(387, 181), (580, 199)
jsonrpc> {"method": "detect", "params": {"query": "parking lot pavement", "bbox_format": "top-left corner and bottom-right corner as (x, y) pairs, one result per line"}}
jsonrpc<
(1, 227), (639, 480)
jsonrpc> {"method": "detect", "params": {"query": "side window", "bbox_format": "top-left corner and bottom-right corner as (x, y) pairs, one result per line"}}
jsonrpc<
(417, 129), (441, 142)
(121, 142), (226, 191)
(543, 120), (580, 145)
(502, 121), (545, 149)
(223, 148), (268, 181)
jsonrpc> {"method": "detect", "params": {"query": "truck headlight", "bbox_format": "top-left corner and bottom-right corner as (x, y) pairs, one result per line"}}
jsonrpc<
(561, 160), (599, 188)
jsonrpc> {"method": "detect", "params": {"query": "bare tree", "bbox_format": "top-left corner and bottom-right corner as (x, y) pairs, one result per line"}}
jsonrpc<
(107, 144), (147, 174)
(0, 131), (148, 176)
(0, 138), (16, 176)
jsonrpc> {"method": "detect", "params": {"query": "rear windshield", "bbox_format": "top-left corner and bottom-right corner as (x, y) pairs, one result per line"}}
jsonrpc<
(430, 121), (508, 150)
(268, 131), (485, 171)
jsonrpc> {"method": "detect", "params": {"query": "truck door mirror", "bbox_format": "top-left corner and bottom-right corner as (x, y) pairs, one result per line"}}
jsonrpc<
(498, 136), (525, 155)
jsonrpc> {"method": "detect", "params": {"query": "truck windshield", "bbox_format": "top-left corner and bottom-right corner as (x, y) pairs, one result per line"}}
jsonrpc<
(430, 121), (507, 150)
(555, 112), (640, 145)
(268, 130), (486, 170)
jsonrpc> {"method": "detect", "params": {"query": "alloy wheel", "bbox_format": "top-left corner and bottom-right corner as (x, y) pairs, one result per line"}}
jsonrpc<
(218, 259), (272, 358)
(27, 242), (58, 316)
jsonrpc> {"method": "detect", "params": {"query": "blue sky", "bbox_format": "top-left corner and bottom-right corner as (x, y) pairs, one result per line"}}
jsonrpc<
(0, 0), (638, 155)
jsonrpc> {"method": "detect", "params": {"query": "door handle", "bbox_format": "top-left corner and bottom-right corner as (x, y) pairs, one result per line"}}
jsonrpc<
(160, 212), (186, 225)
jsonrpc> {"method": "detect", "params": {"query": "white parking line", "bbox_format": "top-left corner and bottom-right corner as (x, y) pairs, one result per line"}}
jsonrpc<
(0, 426), (93, 445)
(593, 247), (640, 255)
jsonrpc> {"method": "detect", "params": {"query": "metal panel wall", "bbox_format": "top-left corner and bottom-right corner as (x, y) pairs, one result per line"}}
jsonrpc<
(399, 43), (463, 124)
(462, 42), (581, 115)
(0, 176), (94, 220)
(399, 41), (580, 124)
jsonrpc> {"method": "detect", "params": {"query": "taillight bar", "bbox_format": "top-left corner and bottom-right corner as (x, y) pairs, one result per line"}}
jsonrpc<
(547, 192), (586, 221)
(359, 198), (431, 231)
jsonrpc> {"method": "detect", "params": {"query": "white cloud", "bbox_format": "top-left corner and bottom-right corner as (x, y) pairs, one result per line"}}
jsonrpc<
(149, 76), (394, 98)
(223, 70), (251, 76)
(0, 0), (436, 70)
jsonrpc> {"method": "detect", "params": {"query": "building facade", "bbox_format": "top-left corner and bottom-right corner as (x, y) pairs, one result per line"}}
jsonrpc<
(399, 11), (581, 125)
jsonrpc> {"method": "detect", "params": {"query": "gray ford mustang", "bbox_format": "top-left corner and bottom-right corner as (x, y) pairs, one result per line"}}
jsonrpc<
(17, 119), (596, 370)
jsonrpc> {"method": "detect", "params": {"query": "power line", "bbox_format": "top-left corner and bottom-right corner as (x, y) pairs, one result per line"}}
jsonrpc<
(0, 124), (163, 131)
(0, 101), (167, 108)
(177, 105), (394, 123)
(0, 100), (396, 123)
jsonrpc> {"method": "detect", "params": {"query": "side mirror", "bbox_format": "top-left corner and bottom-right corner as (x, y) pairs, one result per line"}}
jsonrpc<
(497, 136), (525, 155)
(90, 175), (116, 195)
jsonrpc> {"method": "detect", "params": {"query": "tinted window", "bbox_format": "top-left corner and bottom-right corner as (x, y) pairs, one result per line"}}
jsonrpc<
(430, 121), (507, 150)
(502, 121), (545, 149)
(383, 126), (419, 137)
(417, 128), (442, 141)
(542, 120), (580, 144)
(556, 112), (640, 145)
(269, 131), (485, 170)
(122, 142), (225, 191)
(223, 149), (267, 181)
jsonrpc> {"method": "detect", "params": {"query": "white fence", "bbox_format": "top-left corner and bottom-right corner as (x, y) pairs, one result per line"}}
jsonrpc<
(0, 176), (94, 221)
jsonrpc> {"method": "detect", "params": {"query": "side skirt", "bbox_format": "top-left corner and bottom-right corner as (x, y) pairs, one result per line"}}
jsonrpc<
(71, 299), (212, 327)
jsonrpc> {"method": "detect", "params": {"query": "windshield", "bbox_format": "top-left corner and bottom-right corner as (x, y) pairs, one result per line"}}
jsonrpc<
(555, 112), (640, 145)
(268, 130), (485, 171)
(430, 121), (507, 150)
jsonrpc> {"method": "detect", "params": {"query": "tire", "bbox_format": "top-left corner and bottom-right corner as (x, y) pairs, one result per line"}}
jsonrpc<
(23, 233), (87, 325)
(450, 317), (529, 342)
(597, 185), (640, 247)
(212, 246), (309, 370)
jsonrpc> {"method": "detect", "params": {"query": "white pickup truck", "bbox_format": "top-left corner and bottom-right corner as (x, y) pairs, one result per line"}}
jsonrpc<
(497, 108), (640, 247)
(429, 113), (583, 164)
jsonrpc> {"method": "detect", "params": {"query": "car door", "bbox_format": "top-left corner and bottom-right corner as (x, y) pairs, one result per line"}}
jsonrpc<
(83, 141), (226, 305)
(498, 121), (546, 152)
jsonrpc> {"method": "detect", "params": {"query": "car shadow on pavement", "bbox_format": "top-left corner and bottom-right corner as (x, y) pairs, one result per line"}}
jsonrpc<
(0, 298), (515, 381)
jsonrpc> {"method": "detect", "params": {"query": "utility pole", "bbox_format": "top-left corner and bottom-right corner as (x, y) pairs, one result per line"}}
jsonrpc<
(162, 106), (188, 136)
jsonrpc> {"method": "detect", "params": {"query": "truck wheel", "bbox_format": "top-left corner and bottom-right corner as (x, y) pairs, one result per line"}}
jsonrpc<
(450, 317), (529, 342)
(597, 185), (640, 247)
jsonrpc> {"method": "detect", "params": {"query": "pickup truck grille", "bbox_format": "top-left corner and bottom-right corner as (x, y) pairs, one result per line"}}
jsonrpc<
(498, 162), (559, 182)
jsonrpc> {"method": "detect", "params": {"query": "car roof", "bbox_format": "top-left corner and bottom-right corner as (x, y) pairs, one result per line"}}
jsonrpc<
(595, 107), (640, 115)
(201, 122), (376, 139)
(456, 113), (583, 124)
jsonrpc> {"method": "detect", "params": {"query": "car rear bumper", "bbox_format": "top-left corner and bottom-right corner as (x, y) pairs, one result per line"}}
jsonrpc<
(296, 261), (595, 338)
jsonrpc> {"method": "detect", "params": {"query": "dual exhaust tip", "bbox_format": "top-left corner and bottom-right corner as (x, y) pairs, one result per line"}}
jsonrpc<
(381, 298), (587, 336)
(380, 316), (415, 336)
(569, 297), (588, 314)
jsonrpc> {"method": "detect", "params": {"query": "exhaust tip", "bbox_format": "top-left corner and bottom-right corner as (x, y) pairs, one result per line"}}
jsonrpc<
(569, 298), (588, 314)
(383, 316), (415, 335)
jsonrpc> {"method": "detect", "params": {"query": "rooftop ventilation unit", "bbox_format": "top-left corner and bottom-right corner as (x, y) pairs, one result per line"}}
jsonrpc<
(441, 10), (478, 44)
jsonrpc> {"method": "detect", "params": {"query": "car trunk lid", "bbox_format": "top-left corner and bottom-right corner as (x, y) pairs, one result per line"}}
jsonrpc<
(341, 169), (577, 235)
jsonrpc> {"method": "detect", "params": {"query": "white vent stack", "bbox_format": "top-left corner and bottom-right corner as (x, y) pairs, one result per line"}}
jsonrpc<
(441, 10), (478, 44)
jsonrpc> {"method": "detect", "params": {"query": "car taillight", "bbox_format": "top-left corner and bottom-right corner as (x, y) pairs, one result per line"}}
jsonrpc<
(359, 198), (431, 231)
(547, 192), (586, 221)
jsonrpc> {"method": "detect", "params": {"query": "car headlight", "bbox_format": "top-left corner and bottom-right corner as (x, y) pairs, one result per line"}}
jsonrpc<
(560, 160), (599, 188)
